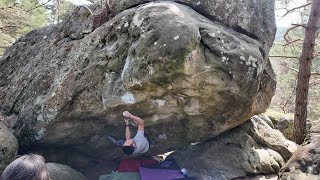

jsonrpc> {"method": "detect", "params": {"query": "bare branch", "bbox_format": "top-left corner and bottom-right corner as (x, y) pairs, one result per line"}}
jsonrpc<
(0, 6), (15, 9)
(281, 2), (312, 18)
(282, 39), (303, 46)
(281, 89), (295, 113)
(291, 23), (308, 28)
(27, 0), (51, 12)
(311, 72), (320, 76)
(281, 24), (307, 46)
(314, 52), (320, 58)
(280, 63), (320, 76)
(292, 23), (320, 29)
(269, 55), (299, 59)
(282, 64), (299, 73)
(283, 25), (303, 45)
(310, 79), (320, 86)
(0, 25), (18, 29)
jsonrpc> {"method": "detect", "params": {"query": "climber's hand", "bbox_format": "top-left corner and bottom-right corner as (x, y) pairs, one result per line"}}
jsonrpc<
(123, 111), (132, 118)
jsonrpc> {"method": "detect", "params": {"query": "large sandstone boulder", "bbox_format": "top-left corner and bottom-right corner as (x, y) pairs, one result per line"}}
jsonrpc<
(278, 122), (320, 180)
(111, 0), (276, 49)
(0, 0), (276, 171)
(46, 163), (88, 180)
(0, 122), (18, 173)
(172, 116), (297, 179)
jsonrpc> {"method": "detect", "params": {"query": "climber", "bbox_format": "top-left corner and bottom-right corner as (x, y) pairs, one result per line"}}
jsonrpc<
(108, 111), (150, 155)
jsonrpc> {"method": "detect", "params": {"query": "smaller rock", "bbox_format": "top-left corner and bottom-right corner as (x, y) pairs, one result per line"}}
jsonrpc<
(233, 174), (278, 180)
(171, 116), (297, 179)
(276, 116), (294, 139)
(265, 110), (294, 140)
(276, 116), (292, 129)
(242, 115), (298, 160)
(0, 122), (18, 173)
(278, 122), (320, 180)
(258, 113), (274, 128)
(265, 110), (314, 141)
(46, 163), (88, 180)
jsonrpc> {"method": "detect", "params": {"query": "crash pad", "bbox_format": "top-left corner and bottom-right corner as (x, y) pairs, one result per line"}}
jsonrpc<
(142, 158), (180, 170)
(117, 159), (158, 172)
(99, 172), (140, 180)
(139, 167), (185, 180)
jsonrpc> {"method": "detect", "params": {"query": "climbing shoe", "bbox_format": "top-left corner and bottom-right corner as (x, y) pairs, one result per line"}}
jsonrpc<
(108, 135), (117, 144)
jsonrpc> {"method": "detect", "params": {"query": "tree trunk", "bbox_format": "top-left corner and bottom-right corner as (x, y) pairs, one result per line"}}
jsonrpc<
(293, 0), (320, 144)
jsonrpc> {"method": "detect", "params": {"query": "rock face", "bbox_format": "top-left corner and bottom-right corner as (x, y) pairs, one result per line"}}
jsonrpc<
(258, 113), (274, 128)
(0, 0), (276, 174)
(112, 0), (276, 49)
(242, 115), (298, 160)
(266, 110), (313, 141)
(46, 163), (88, 180)
(172, 116), (297, 179)
(0, 122), (18, 173)
(274, 116), (294, 140)
(278, 122), (320, 180)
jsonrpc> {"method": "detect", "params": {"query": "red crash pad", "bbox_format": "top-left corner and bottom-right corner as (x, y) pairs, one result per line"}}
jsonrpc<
(117, 159), (158, 172)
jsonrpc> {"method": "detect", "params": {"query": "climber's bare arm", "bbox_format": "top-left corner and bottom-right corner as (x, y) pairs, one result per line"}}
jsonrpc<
(125, 122), (131, 140)
(123, 111), (144, 131)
